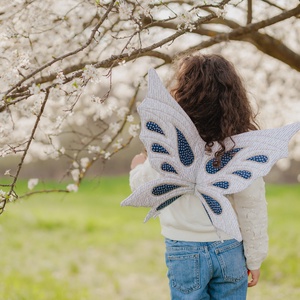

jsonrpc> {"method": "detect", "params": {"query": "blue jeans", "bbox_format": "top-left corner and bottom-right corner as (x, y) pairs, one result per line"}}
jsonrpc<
(165, 238), (248, 300)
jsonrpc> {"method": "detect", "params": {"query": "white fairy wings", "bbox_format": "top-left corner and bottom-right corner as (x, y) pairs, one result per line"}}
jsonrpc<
(121, 68), (300, 241)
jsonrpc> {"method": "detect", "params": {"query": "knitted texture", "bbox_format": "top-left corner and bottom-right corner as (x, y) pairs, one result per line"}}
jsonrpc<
(121, 69), (300, 241)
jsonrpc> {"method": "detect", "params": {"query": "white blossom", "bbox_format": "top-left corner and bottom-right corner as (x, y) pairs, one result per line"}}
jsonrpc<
(66, 184), (78, 192)
(88, 145), (101, 154)
(109, 122), (121, 134)
(80, 157), (89, 169)
(82, 65), (100, 83)
(102, 134), (112, 144)
(29, 84), (40, 95)
(118, 60), (126, 66)
(126, 115), (134, 122)
(0, 201), (5, 209)
(128, 124), (140, 137)
(28, 178), (39, 190)
(216, 5), (228, 18)
(118, 2), (133, 20)
(97, 101), (118, 120)
(4, 170), (11, 176)
(177, 11), (198, 32)
(17, 51), (31, 69)
(8, 194), (15, 202)
(59, 147), (65, 154)
(117, 107), (129, 118)
(126, 46), (136, 56)
(55, 71), (65, 85)
(30, 100), (42, 115)
(104, 152), (111, 159)
(276, 158), (291, 171)
(141, 4), (154, 18)
(71, 169), (80, 182)
(91, 96), (102, 103)
(113, 138), (123, 150)
(72, 161), (79, 168)
(0, 190), (15, 203)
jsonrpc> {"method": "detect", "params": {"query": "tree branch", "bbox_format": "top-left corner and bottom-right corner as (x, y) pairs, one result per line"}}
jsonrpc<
(2, 0), (117, 99)
(65, 7), (227, 83)
(142, 6), (300, 71)
(203, 14), (300, 71)
(0, 8), (224, 110)
(18, 189), (69, 199)
(0, 89), (50, 214)
(242, 32), (300, 71)
(177, 4), (300, 63)
(247, 0), (252, 24)
(23, 51), (172, 90)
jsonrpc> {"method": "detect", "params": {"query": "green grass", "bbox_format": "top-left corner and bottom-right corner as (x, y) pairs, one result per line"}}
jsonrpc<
(245, 184), (300, 300)
(0, 178), (300, 299)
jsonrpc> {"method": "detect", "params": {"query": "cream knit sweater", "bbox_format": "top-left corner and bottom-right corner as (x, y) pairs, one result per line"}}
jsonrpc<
(129, 158), (268, 270)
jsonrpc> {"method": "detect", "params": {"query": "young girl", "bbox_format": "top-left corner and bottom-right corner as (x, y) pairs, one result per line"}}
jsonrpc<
(129, 54), (268, 299)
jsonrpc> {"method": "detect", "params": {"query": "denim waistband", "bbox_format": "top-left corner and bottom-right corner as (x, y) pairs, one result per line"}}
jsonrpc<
(165, 238), (241, 252)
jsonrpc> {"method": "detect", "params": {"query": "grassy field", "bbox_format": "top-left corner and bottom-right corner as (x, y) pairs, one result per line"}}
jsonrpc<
(0, 177), (300, 299)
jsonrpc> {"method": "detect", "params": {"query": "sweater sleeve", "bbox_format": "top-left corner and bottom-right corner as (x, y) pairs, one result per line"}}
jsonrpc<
(129, 158), (160, 192)
(229, 177), (268, 270)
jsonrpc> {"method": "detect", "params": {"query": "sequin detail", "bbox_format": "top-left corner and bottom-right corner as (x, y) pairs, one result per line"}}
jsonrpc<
(152, 184), (181, 196)
(176, 128), (194, 166)
(247, 155), (268, 163)
(157, 195), (182, 210)
(232, 170), (252, 179)
(151, 143), (169, 154)
(206, 148), (243, 174)
(161, 163), (177, 174)
(213, 181), (229, 189)
(201, 194), (222, 215)
(146, 121), (164, 135)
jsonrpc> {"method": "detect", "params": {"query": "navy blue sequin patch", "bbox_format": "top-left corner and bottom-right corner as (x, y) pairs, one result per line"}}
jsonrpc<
(176, 128), (194, 166)
(152, 184), (181, 196)
(161, 163), (177, 174)
(232, 170), (252, 179)
(247, 155), (268, 163)
(151, 143), (169, 154)
(146, 121), (164, 135)
(206, 148), (243, 174)
(157, 195), (182, 211)
(201, 194), (222, 215)
(213, 181), (229, 189)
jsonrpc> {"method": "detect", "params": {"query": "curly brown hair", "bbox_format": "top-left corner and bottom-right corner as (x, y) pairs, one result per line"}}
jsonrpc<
(171, 54), (259, 165)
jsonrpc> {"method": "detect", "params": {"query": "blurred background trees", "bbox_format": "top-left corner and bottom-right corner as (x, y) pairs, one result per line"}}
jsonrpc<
(0, 0), (299, 211)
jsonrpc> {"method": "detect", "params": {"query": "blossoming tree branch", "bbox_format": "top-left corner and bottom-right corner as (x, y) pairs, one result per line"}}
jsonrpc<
(0, 0), (299, 214)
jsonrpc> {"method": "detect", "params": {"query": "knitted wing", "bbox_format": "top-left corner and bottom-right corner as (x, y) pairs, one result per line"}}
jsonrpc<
(193, 123), (300, 240)
(121, 69), (300, 241)
(121, 68), (205, 221)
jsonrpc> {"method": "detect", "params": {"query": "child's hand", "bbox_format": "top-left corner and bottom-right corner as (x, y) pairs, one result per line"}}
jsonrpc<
(248, 269), (260, 287)
(130, 153), (147, 170)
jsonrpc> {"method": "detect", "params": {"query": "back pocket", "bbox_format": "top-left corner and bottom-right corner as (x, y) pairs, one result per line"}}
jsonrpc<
(215, 241), (247, 282)
(166, 252), (201, 294)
